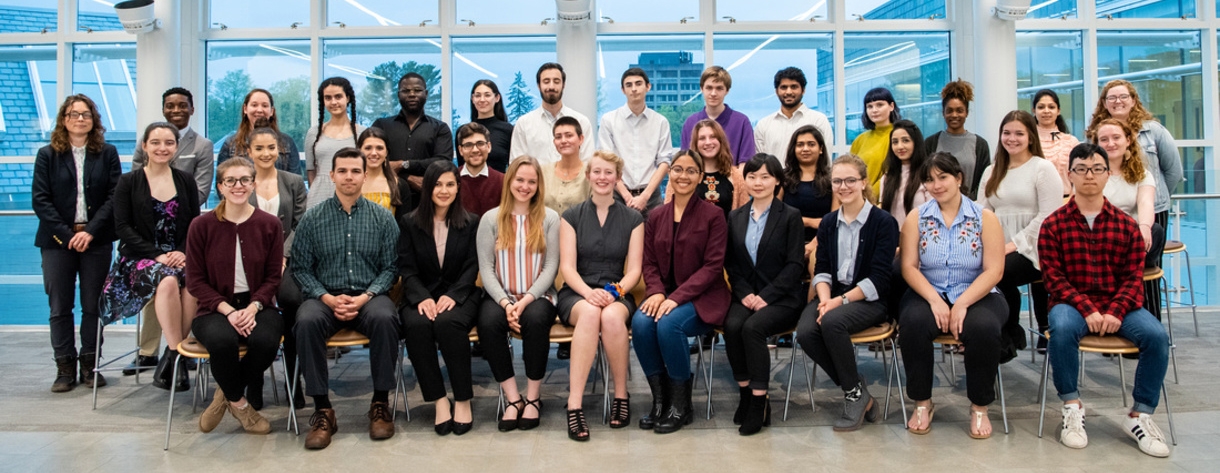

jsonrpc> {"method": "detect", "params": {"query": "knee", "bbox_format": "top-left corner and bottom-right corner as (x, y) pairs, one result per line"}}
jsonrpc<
(1048, 305), (1082, 332)
(630, 311), (654, 335)
(157, 277), (180, 297)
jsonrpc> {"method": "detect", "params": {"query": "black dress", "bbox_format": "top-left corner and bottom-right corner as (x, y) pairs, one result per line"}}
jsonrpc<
(782, 180), (833, 242)
(697, 171), (734, 218)
(556, 199), (645, 324)
(473, 117), (514, 173)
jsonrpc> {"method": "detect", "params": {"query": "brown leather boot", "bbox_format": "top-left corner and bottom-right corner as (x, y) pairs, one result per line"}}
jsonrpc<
(199, 387), (228, 433)
(368, 401), (394, 440)
(305, 409), (338, 449)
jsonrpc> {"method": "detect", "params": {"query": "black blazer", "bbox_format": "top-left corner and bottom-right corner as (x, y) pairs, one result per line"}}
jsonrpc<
(813, 206), (900, 302)
(32, 144), (122, 248)
(725, 199), (806, 310)
(112, 168), (201, 260)
(396, 211), (481, 307)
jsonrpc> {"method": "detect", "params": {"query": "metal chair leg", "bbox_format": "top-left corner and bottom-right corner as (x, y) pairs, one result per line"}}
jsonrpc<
(1159, 278), (1179, 384)
(1162, 382), (1177, 445)
(799, 340), (814, 415)
(278, 346), (298, 434)
(92, 318), (104, 410)
(163, 351), (182, 451)
(1038, 348), (1051, 438)
(703, 335), (714, 420)
(997, 364), (1009, 434)
(782, 341), (797, 422)
(893, 338), (907, 425)
(1118, 355), (1128, 408)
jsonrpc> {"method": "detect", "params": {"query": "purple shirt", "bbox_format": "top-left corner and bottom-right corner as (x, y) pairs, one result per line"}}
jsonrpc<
(680, 104), (757, 165)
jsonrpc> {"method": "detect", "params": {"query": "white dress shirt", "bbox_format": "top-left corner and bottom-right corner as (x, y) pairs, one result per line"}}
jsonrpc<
(72, 145), (87, 223)
(597, 105), (674, 190)
(509, 105), (594, 166)
(753, 104), (833, 163)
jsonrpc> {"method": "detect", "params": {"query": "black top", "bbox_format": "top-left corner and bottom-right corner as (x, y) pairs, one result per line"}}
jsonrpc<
(725, 199), (806, 310)
(813, 206), (900, 302)
(697, 171), (734, 218)
(396, 211), (481, 307)
(782, 180), (834, 242)
(372, 110), (454, 178)
(473, 117), (514, 173)
(32, 144), (123, 248)
(561, 199), (644, 290)
(112, 168), (201, 260)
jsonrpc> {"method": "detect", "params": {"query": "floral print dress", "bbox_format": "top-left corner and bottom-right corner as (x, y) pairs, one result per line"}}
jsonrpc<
(100, 198), (185, 325)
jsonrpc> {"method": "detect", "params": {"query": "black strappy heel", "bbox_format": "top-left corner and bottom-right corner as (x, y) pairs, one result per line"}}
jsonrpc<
(498, 398), (524, 432)
(567, 408), (590, 441)
(609, 397), (631, 429)
(518, 397), (543, 431)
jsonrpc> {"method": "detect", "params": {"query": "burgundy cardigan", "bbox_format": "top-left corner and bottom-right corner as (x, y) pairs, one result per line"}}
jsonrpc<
(185, 208), (284, 315)
(642, 195), (731, 326)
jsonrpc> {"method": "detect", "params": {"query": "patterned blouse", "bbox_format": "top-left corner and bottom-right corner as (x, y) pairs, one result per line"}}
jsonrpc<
(915, 196), (996, 304)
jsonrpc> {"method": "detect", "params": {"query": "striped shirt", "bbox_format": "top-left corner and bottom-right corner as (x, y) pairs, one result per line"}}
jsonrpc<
(495, 215), (555, 303)
(915, 196), (997, 304)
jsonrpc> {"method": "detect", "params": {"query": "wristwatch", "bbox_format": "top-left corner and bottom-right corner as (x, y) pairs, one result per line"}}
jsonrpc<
(364, 291), (376, 299)
(400, 160), (409, 170)
(841, 295), (850, 306)
(252, 301), (263, 311)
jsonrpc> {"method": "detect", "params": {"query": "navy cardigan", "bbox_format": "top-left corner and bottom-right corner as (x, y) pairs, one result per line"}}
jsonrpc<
(812, 206), (900, 303)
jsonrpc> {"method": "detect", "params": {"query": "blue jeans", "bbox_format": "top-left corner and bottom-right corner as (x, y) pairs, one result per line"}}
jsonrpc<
(1048, 304), (1169, 414)
(631, 302), (711, 381)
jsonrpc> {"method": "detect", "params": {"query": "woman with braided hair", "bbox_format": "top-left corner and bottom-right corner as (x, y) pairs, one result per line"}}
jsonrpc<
(305, 77), (366, 209)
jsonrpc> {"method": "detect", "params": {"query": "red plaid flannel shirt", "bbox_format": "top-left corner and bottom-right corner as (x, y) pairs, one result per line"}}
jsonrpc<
(1037, 198), (1145, 320)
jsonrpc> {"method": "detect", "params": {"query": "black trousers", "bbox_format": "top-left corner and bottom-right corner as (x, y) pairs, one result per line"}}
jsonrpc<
(1144, 221), (1166, 320)
(294, 295), (400, 396)
(401, 297), (478, 402)
(796, 299), (887, 391)
(477, 296), (557, 382)
(722, 302), (800, 390)
(885, 255), (906, 323)
(42, 244), (112, 359)
(996, 252), (1049, 346)
(192, 300), (284, 403)
(899, 290), (1007, 406)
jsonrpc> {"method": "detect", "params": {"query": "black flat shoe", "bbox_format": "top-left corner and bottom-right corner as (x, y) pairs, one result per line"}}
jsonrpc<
(567, 408), (590, 441)
(498, 398), (524, 432)
(518, 397), (543, 431)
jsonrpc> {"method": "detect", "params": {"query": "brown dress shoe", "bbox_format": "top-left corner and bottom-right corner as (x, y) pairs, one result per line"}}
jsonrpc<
(368, 401), (394, 440)
(305, 409), (338, 449)
(228, 401), (271, 435)
(200, 387), (228, 433)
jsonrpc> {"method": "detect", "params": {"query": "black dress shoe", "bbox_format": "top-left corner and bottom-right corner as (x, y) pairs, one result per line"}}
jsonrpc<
(152, 350), (190, 392)
(122, 355), (158, 376)
(518, 397), (543, 431)
(557, 342), (571, 360)
(453, 419), (473, 436)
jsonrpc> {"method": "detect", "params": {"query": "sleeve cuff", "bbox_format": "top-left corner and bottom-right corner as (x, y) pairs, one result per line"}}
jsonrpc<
(857, 279), (879, 302)
(812, 273), (833, 288)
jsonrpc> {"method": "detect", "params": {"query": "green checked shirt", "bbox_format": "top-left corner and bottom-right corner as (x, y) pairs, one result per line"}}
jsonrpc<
(291, 196), (399, 299)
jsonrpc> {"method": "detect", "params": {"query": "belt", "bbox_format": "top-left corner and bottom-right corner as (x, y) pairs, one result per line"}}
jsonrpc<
(73, 223), (87, 233)
(628, 187), (649, 197)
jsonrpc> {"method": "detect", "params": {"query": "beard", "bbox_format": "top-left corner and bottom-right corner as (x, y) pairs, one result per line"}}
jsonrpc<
(542, 90), (562, 105)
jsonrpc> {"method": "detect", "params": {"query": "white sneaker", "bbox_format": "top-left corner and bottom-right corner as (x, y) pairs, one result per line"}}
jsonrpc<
(1122, 413), (1170, 458)
(1059, 403), (1088, 449)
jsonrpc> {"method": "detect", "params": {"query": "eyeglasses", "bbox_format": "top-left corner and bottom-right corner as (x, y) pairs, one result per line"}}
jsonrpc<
(66, 112), (93, 121)
(1105, 94), (1132, 103)
(831, 177), (862, 188)
(670, 166), (701, 177)
(221, 177), (255, 187)
(459, 141), (490, 151)
(1070, 166), (1109, 176)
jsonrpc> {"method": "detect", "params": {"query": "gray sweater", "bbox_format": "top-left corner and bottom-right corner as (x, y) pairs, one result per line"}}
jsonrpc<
(476, 206), (561, 304)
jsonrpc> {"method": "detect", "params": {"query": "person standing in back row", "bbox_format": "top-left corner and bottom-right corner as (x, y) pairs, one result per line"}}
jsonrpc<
(754, 67), (832, 161)
(510, 63), (594, 165)
(598, 67), (673, 216)
(373, 73), (454, 192)
(681, 66), (755, 166)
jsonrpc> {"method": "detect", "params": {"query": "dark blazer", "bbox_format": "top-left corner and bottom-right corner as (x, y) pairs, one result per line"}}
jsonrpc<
(32, 144), (122, 249)
(389, 176), (416, 221)
(725, 199), (806, 310)
(133, 128), (216, 203)
(112, 168), (201, 260)
(924, 131), (992, 200)
(397, 211), (481, 307)
(247, 171), (307, 256)
(813, 206), (900, 302)
(642, 196), (731, 326)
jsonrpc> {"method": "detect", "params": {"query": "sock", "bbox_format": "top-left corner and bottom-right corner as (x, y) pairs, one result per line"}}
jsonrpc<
(313, 395), (332, 410)
(373, 390), (389, 403)
(844, 384), (862, 403)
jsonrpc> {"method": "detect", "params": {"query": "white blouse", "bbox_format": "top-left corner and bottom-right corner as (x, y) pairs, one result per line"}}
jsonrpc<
(1104, 171), (1156, 221)
(977, 156), (1063, 268)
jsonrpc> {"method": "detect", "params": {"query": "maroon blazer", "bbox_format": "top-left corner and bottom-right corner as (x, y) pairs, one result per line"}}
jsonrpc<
(642, 195), (730, 326)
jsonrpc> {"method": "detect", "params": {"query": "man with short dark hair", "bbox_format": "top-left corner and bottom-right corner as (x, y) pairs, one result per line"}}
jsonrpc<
(456, 122), (503, 216)
(1039, 143), (1171, 458)
(373, 72), (454, 190)
(292, 148), (401, 449)
(509, 62), (593, 165)
(598, 67), (672, 215)
(754, 67), (832, 160)
(680, 65), (755, 165)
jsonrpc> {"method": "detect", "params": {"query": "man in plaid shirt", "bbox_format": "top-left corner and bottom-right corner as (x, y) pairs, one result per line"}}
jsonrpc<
(1038, 143), (1170, 458)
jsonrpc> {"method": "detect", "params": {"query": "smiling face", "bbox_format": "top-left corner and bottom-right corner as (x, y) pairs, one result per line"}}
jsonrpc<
(162, 94), (193, 130)
(552, 124), (582, 158)
(361, 136), (387, 169)
(510, 164), (539, 204)
(695, 126), (720, 160)
(831, 163), (866, 207)
(1095, 124), (1129, 162)
(923, 166), (963, 204)
(330, 156), (366, 197)
(1000, 120), (1031, 158)
(866, 100), (894, 127)
(432, 171), (458, 210)
(942, 98), (967, 131)
(219, 165), (254, 205)
(64, 100), (94, 139)
(744, 164), (778, 200)
(587, 156), (619, 197)
(398, 77), (427, 113)
(142, 127), (178, 166)
(249, 133), (279, 171)
(1103, 84), (1134, 119)
(322, 84), (349, 117)
(668, 153), (700, 198)
(472, 84), (499, 117)
(538, 69), (564, 105)
(1034, 95), (1059, 128)
(702, 79), (727, 108)
(776, 78), (804, 108)
(793, 132), (821, 165)
(890, 128), (914, 162)
(244, 91), (273, 123)
(459, 132), (489, 168)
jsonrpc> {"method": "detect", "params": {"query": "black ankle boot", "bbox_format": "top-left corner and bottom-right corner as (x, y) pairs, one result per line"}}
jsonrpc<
(153, 349), (190, 392)
(654, 379), (692, 434)
(51, 355), (77, 393)
(639, 374), (670, 430)
(79, 353), (106, 388)
(733, 386), (751, 425)
(739, 393), (771, 435)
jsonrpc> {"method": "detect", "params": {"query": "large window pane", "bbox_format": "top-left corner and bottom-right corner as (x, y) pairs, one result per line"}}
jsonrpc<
(843, 32), (950, 144)
(597, 35), (704, 147)
(210, 0), (308, 29)
(1096, 0), (1195, 18)
(0, 1), (57, 33)
(450, 36), (556, 128)
(712, 33), (834, 145)
(599, 0), (698, 23)
(1097, 30), (1202, 140)
(77, 0), (122, 32)
(323, 38), (443, 125)
(845, 0), (946, 21)
(327, 0), (437, 27)
(456, 0), (551, 25)
(1024, 0), (1077, 19)
(0, 45), (56, 157)
(716, 0), (826, 22)
(205, 40), (311, 157)
(73, 43), (138, 154)
(1016, 31), (1086, 140)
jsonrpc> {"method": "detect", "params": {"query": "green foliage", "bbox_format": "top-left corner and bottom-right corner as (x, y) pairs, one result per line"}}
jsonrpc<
(269, 75), (311, 152)
(655, 97), (705, 148)
(505, 71), (536, 123)
(357, 61), (443, 123)
(206, 69), (254, 144)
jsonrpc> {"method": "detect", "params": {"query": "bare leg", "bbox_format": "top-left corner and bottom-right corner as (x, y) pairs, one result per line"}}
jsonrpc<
(500, 379), (521, 421)
(454, 400), (472, 423)
(600, 303), (631, 400)
(566, 301), (601, 409)
(179, 287), (197, 341)
(523, 379), (543, 419)
(155, 276), (184, 349)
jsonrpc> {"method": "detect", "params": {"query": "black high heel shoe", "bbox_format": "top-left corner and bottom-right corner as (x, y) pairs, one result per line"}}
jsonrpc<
(518, 397), (543, 431)
(609, 397), (631, 429)
(567, 408), (590, 441)
(453, 401), (473, 435)
(434, 400), (454, 436)
(498, 398), (524, 432)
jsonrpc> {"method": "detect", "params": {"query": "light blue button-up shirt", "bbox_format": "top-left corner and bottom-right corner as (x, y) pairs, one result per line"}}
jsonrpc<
(813, 202), (879, 301)
(915, 196), (996, 304)
(744, 203), (771, 264)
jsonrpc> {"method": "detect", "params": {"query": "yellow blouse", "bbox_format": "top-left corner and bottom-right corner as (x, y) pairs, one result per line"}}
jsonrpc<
(364, 192), (395, 214)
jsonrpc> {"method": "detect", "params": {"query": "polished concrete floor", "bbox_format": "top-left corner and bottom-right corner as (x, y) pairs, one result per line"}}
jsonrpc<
(1, 309), (1216, 472)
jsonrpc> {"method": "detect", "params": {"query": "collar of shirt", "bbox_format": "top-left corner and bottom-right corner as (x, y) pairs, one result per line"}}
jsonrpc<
(622, 105), (652, 123)
(713, 104), (737, 127)
(770, 104), (812, 121)
(749, 202), (771, 223)
(460, 165), (489, 178)
(838, 200), (873, 226)
(920, 195), (979, 228)
(328, 195), (367, 213)
(395, 109), (436, 128)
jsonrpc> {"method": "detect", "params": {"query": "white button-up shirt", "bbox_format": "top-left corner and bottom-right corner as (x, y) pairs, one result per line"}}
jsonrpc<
(460, 164), (490, 178)
(597, 105), (674, 190)
(509, 105), (594, 166)
(72, 145), (87, 223)
(753, 104), (833, 163)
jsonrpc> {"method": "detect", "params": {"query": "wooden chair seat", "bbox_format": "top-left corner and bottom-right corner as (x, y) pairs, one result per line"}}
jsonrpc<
(933, 333), (960, 345)
(850, 322), (894, 344)
(177, 337), (248, 359)
(327, 328), (370, 347)
(1078, 335), (1140, 354)
(1143, 267), (1164, 281)
(1163, 240), (1185, 254)
(468, 327), (479, 343)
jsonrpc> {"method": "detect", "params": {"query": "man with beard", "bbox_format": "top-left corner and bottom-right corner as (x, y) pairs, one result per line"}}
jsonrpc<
(510, 62), (594, 165)
(373, 72), (454, 190)
(754, 67), (833, 161)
